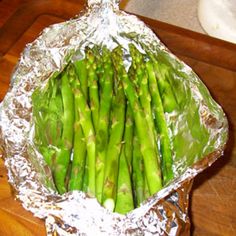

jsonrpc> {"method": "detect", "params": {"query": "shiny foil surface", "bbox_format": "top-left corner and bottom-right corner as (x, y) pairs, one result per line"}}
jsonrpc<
(0, 0), (228, 235)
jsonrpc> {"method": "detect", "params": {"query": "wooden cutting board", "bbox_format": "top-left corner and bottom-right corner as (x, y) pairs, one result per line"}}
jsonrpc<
(0, 1), (236, 235)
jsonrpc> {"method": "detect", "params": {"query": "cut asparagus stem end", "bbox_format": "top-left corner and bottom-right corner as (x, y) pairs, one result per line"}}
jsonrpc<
(103, 198), (115, 212)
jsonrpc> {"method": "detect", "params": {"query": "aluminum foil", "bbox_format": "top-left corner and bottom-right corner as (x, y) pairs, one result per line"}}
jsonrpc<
(0, 0), (228, 235)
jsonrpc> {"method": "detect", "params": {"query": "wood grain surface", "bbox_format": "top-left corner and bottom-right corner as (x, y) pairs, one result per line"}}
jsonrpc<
(0, 1), (235, 235)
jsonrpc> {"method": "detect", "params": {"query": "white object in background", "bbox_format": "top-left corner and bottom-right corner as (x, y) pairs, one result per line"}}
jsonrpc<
(198, 0), (236, 43)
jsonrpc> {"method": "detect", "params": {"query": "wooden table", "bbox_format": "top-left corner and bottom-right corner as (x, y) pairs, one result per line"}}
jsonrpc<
(0, 1), (236, 235)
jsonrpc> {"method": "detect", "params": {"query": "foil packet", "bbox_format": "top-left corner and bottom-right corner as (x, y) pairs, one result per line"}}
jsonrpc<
(0, 0), (228, 235)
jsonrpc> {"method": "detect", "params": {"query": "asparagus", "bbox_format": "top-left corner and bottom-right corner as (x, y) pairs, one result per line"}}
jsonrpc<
(155, 50), (187, 109)
(73, 64), (96, 196)
(115, 144), (134, 214)
(32, 44), (185, 212)
(102, 81), (126, 211)
(45, 78), (59, 146)
(102, 48), (127, 211)
(53, 69), (75, 194)
(146, 60), (174, 184)
(129, 44), (158, 150)
(74, 58), (88, 101)
(157, 54), (212, 162)
(32, 86), (53, 166)
(115, 104), (135, 214)
(82, 156), (89, 192)
(115, 46), (163, 195)
(32, 75), (65, 193)
(132, 131), (145, 207)
(123, 104), (134, 174)
(94, 45), (105, 87)
(95, 47), (114, 203)
(153, 62), (178, 113)
(155, 51), (211, 166)
(86, 47), (100, 132)
(68, 65), (87, 191)
(143, 173), (150, 201)
(33, 76), (61, 163)
(47, 79), (64, 167)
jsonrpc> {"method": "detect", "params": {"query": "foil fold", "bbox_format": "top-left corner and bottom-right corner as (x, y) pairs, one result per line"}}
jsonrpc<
(0, 0), (228, 235)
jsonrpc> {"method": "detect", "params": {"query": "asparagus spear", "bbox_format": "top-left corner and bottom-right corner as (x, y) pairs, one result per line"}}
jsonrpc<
(155, 50), (188, 109)
(73, 65), (96, 196)
(156, 53), (212, 162)
(153, 62), (178, 113)
(115, 46), (163, 196)
(53, 69), (75, 194)
(146, 60), (174, 184)
(155, 50), (212, 165)
(82, 156), (89, 192)
(123, 104), (134, 174)
(93, 45), (105, 87)
(115, 103), (135, 214)
(32, 75), (65, 193)
(132, 131), (145, 207)
(102, 80), (126, 211)
(74, 58), (88, 101)
(143, 173), (150, 201)
(47, 79), (64, 166)
(68, 65), (87, 191)
(115, 144), (134, 214)
(95, 47), (114, 203)
(102, 48), (126, 211)
(129, 44), (158, 149)
(45, 78), (60, 145)
(32, 86), (52, 166)
(86, 47), (100, 133)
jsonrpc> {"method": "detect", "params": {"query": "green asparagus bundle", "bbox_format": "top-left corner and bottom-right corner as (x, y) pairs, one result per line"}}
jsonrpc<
(32, 44), (216, 214)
